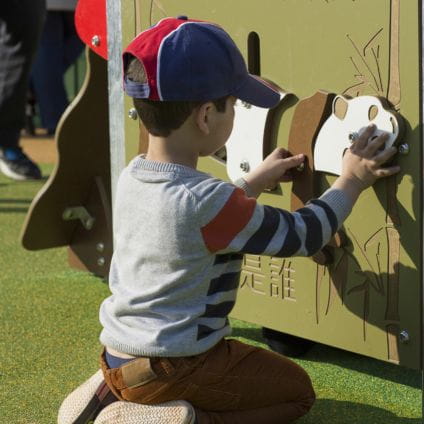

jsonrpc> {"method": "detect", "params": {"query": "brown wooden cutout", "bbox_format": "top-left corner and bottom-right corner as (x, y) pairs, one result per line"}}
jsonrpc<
(288, 90), (335, 212)
(68, 176), (112, 278)
(20, 49), (112, 277)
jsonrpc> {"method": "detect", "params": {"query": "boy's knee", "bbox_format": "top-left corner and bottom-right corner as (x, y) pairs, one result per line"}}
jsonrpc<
(301, 388), (316, 412)
(295, 370), (316, 413)
(292, 385), (315, 421)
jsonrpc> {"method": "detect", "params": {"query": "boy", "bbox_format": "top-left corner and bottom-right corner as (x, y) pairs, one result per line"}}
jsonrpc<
(58, 16), (400, 424)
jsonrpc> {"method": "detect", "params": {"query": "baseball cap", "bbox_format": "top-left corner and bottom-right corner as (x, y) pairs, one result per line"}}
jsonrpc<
(123, 16), (280, 108)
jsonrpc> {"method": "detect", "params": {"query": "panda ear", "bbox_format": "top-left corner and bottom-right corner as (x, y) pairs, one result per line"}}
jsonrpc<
(333, 95), (348, 120)
(368, 105), (379, 121)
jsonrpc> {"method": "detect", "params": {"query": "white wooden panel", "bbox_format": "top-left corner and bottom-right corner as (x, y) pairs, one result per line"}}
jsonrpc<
(314, 95), (402, 176)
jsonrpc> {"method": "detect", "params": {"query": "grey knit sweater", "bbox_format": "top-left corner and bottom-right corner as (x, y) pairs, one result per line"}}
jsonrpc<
(99, 156), (352, 357)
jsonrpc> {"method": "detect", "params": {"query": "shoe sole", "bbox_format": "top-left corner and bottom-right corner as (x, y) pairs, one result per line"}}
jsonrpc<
(94, 400), (196, 424)
(58, 370), (118, 424)
(73, 381), (117, 424)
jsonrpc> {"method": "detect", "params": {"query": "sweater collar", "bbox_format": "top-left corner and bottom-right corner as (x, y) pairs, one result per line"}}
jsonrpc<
(131, 155), (206, 178)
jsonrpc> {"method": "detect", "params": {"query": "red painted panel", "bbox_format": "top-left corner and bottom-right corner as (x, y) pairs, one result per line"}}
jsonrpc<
(75, 0), (108, 59)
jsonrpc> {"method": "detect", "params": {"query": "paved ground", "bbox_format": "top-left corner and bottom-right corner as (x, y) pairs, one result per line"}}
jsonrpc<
(20, 131), (58, 165)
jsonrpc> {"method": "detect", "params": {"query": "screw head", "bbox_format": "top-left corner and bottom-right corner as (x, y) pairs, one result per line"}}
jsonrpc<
(348, 131), (359, 142)
(96, 242), (105, 252)
(128, 108), (138, 120)
(296, 162), (305, 172)
(91, 35), (101, 47)
(84, 218), (94, 230)
(97, 257), (105, 266)
(399, 330), (410, 344)
(239, 160), (250, 172)
(398, 143), (409, 155)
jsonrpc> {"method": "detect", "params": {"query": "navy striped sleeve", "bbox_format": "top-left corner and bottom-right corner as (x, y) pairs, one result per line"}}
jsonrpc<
(295, 207), (323, 255)
(240, 205), (281, 254)
(308, 199), (338, 234)
(274, 209), (302, 257)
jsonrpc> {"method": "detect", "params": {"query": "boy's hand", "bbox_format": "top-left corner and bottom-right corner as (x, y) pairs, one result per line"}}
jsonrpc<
(243, 148), (304, 197)
(333, 124), (401, 202)
(340, 124), (400, 190)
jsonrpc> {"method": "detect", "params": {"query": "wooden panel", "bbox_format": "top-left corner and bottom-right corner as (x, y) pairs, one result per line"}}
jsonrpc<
(137, 0), (422, 369)
(21, 49), (112, 277)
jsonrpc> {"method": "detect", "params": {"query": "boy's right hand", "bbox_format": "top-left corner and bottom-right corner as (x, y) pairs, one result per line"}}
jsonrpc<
(243, 147), (305, 198)
(334, 124), (401, 200)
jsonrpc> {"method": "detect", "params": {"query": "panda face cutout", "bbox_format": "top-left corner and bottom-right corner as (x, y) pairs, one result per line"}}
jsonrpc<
(313, 95), (403, 176)
(225, 89), (289, 182)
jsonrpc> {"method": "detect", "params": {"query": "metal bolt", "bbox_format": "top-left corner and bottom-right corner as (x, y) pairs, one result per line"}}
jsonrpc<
(398, 143), (409, 155)
(399, 330), (410, 344)
(62, 209), (73, 220)
(348, 131), (359, 142)
(97, 257), (105, 267)
(91, 35), (101, 47)
(128, 108), (138, 120)
(240, 160), (250, 173)
(96, 242), (104, 252)
(296, 162), (305, 172)
(84, 218), (94, 230)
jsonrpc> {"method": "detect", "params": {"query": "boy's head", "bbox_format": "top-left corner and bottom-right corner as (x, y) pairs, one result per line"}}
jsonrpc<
(123, 16), (280, 137)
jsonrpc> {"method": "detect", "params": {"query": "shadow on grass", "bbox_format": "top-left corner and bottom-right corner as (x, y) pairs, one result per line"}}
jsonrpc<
(302, 399), (421, 423)
(0, 198), (33, 213)
(231, 325), (263, 343)
(0, 176), (49, 186)
(231, 326), (421, 389)
(0, 198), (32, 203)
(0, 207), (29, 213)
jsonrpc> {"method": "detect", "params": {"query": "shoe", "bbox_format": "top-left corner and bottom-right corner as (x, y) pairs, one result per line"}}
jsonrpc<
(57, 370), (118, 424)
(0, 147), (42, 180)
(94, 400), (196, 424)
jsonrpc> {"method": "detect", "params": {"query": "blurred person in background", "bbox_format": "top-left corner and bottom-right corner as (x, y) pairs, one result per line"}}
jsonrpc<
(0, 1), (46, 180)
(31, 0), (84, 136)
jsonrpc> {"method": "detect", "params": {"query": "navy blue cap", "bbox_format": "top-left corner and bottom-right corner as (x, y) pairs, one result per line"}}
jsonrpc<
(123, 17), (280, 108)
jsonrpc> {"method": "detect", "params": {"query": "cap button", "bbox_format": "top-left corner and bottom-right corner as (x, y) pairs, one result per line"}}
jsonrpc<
(177, 15), (188, 20)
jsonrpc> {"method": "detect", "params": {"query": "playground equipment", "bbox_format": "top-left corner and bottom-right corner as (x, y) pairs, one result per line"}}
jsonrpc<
(21, 0), (423, 373)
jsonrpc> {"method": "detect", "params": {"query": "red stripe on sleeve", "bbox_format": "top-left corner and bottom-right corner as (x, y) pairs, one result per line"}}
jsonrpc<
(201, 188), (256, 253)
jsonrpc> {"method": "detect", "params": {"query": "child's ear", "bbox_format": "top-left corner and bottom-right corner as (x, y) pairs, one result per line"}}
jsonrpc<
(195, 102), (214, 135)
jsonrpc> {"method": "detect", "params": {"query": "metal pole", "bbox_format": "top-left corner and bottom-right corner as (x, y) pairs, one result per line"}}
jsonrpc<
(106, 0), (126, 215)
(421, 0), (424, 420)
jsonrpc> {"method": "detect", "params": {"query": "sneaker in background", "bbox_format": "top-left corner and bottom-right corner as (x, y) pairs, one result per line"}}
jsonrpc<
(0, 146), (42, 180)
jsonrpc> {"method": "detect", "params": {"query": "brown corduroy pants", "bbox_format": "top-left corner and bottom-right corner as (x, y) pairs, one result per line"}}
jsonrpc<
(100, 338), (315, 424)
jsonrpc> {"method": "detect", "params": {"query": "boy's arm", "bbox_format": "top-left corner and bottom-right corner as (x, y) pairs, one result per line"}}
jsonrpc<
(243, 124), (399, 204)
(200, 184), (349, 257)
(200, 125), (400, 257)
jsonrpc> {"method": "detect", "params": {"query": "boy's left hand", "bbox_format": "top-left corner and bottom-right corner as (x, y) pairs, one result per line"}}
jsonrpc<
(243, 148), (304, 197)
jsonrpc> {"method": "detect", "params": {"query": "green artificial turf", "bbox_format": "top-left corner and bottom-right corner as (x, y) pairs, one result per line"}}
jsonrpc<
(0, 165), (422, 423)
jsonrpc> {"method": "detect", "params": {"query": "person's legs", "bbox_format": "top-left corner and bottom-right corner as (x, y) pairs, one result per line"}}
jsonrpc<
(31, 11), (68, 134)
(57, 351), (195, 424)
(0, 0), (45, 179)
(100, 339), (315, 424)
(189, 339), (315, 424)
(62, 11), (84, 72)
